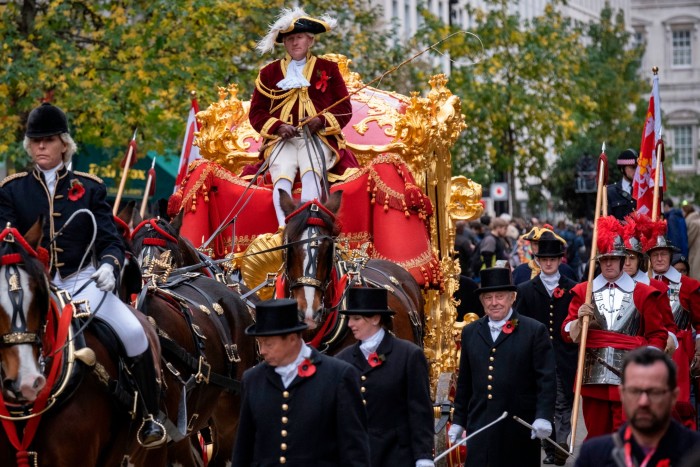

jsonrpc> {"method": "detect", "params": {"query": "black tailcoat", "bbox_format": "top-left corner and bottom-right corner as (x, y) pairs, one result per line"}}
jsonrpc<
(453, 311), (556, 467)
(0, 167), (123, 277)
(575, 421), (700, 467)
(336, 333), (434, 466)
(232, 348), (371, 467)
(515, 275), (579, 395)
(606, 180), (636, 221)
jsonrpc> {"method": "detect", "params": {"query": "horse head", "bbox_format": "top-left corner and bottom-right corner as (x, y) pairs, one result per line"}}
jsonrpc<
(131, 211), (192, 276)
(280, 191), (342, 329)
(0, 220), (49, 403)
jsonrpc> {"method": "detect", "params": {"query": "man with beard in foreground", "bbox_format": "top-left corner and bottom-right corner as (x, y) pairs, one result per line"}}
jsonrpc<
(575, 348), (700, 466)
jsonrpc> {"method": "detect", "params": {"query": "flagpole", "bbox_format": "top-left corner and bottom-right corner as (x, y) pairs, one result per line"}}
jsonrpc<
(113, 129), (138, 216)
(570, 145), (608, 454)
(140, 156), (157, 218)
(650, 67), (663, 221)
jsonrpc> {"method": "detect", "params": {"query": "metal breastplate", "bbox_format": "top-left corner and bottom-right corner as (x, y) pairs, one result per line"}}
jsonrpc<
(667, 281), (690, 330)
(583, 289), (639, 386)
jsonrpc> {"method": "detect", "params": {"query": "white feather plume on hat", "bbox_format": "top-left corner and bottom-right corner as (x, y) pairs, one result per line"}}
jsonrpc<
(256, 7), (337, 55)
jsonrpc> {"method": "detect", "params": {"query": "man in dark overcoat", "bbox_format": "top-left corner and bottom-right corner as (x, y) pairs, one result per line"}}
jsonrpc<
(448, 267), (557, 467)
(231, 298), (370, 467)
(515, 238), (578, 465)
(336, 287), (435, 467)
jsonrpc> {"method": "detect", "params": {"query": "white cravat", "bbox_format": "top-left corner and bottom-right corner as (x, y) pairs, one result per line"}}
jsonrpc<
(38, 163), (64, 196)
(540, 271), (561, 296)
(359, 328), (385, 360)
(621, 178), (632, 195)
(277, 58), (311, 90)
(274, 342), (312, 388)
(488, 309), (513, 341)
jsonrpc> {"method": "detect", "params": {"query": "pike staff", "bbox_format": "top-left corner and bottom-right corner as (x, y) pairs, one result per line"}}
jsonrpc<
(113, 129), (138, 215)
(139, 156), (156, 218)
(569, 146), (608, 454)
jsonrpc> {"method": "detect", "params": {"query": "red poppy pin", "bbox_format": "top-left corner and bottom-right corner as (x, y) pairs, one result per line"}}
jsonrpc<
(367, 352), (385, 368)
(553, 287), (566, 299)
(297, 358), (316, 377)
(502, 319), (518, 334)
(656, 460), (670, 467)
(315, 71), (330, 93)
(68, 179), (85, 201)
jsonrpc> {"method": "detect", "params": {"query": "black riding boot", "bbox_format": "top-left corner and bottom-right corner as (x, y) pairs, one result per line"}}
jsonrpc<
(129, 350), (167, 449)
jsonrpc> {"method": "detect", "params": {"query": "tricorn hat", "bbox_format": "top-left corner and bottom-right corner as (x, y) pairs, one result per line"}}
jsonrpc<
(245, 298), (308, 336)
(257, 7), (337, 54)
(476, 268), (516, 295)
(338, 287), (395, 316)
(26, 103), (69, 138)
(616, 148), (638, 166)
(520, 226), (567, 246)
(534, 238), (565, 258)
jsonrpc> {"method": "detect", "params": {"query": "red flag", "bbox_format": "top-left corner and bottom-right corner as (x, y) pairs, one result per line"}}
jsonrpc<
(120, 130), (138, 168)
(174, 97), (201, 191)
(633, 73), (664, 216)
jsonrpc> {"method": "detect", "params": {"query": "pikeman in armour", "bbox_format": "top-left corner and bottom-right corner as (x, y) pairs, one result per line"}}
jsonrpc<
(562, 215), (667, 439)
(645, 217), (700, 428)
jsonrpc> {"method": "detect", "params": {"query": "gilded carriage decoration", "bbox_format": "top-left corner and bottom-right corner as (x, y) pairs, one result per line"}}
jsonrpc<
(172, 54), (483, 411)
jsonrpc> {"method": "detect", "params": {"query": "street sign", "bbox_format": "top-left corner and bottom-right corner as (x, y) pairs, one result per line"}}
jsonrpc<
(490, 182), (508, 201)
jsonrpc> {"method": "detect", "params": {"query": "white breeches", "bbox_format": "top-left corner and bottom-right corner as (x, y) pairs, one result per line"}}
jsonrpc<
(268, 136), (333, 186)
(53, 266), (148, 357)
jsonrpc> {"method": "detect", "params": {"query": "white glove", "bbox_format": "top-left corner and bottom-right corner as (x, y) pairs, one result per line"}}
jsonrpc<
(91, 263), (116, 292)
(416, 460), (435, 467)
(448, 424), (464, 444)
(530, 418), (552, 440)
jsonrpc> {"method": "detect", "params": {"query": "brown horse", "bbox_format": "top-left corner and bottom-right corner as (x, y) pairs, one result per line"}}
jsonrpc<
(278, 191), (425, 353)
(0, 222), (149, 466)
(130, 215), (257, 467)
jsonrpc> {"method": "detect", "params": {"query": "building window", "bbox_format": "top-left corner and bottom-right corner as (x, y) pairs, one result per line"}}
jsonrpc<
(673, 125), (694, 168)
(672, 30), (691, 66)
(634, 30), (645, 49)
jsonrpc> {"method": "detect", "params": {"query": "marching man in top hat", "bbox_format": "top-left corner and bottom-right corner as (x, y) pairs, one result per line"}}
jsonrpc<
(562, 216), (668, 439)
(449, 267), (556, 467)
(515, 238), (579, 465)
(250, 7), (353, 228)
(232, 298), (370, 466)
(336, 287), (435, 467)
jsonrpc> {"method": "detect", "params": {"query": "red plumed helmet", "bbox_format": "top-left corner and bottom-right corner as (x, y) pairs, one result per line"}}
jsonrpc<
(622, 212), (651, 254)
(596, 215), (626, 258)
(642, 219), (678, 253)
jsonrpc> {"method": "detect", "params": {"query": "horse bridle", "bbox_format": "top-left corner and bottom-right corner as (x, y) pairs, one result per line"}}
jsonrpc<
(0, 228), (46, 350)
(284, 202), (336, 298)
(132, 218), (178, 271)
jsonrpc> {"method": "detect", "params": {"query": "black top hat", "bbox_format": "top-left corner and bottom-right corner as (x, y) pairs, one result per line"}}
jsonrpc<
(245, 299), (308, 336)
(616, 148), (638, 166)
(26, 103), (69, 138)
(534, 238), (565, 258)
(276, 16), (332, 43)
(476, 268), (517, 295)
(338, 287), (395, 316)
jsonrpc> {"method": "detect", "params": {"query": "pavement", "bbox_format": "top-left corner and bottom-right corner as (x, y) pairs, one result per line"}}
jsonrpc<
(541, 400), (586, 466)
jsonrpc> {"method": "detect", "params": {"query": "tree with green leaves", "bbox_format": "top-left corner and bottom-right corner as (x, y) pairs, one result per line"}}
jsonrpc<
(420, 0), (586, 216)
(544, 6), (647, 219)
(1, 0), (406, 171)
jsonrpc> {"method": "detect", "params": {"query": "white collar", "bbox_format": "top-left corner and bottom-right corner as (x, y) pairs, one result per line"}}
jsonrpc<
(632, 270), (650, 285)
(488, 309), (513, 328)
(621, 178), (632, 193)
(657, 267), (682, 283)
(38, 162), (65, 195)
(359, 328), (385, 358)
(593, 272), (635, 292)
(273, 342), (312, 388)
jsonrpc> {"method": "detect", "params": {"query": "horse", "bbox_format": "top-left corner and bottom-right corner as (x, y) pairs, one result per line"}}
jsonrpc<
(0, 221), (149, 467)
(278, 191), (425, 354)
(129, 215), (257, 467)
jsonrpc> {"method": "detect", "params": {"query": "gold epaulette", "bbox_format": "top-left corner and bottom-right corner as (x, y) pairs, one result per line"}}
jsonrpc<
(73, 171), (104, 184)
(0, 172), (28, 187)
